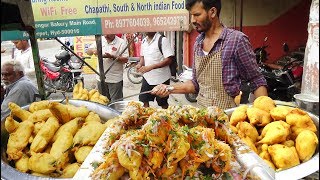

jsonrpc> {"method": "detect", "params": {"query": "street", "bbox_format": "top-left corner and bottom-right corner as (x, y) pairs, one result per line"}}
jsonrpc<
(1, 39), (198, 109)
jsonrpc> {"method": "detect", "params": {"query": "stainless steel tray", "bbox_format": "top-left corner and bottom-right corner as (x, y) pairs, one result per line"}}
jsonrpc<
(225, 105), (319, 180)
(1, 99), (120, 180)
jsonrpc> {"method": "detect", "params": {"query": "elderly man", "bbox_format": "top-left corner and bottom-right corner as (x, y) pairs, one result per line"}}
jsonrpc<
(1, 60), (38, 117)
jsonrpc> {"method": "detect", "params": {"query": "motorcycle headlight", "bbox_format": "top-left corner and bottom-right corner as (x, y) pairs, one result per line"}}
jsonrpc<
(70, 62), (82, 69)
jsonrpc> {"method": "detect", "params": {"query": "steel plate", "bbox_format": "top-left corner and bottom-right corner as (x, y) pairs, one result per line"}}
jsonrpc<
(1, 99), (120, 180)
(224, 103), (319, 180)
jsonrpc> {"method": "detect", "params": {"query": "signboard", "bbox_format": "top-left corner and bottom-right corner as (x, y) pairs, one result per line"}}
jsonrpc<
(1, 0), (189, 40)
(73, 36), (98, 74)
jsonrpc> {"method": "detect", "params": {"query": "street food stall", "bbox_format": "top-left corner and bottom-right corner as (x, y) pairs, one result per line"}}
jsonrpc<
(1, 0), (319, 179)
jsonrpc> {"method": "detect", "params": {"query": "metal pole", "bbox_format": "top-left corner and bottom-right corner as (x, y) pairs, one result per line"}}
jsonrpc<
(28, 29), (46, 100)
(103, 33), (138, 76)
(240, 0), (243, 32)
(95, 35), (107, 96)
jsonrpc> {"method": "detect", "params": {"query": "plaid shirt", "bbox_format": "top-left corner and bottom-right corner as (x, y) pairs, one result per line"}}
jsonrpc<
(191, 27), (267, 98)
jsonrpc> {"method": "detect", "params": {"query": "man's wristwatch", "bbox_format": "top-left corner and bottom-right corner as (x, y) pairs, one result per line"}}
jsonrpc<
(166, 85), (174, 91)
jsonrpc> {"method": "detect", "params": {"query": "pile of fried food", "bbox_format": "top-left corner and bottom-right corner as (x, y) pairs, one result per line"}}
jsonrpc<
(90, 102), (238, 180)
(5, 101), (110, 178)
(230, 96), (318, 171)
(72, 82), (109, 105)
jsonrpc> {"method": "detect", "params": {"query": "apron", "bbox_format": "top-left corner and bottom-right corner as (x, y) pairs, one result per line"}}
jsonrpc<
(195, 46), (236, 109)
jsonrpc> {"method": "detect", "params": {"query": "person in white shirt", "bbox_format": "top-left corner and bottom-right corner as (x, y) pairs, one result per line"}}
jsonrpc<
(12, 40), (36, 83)
(86, 34), (129, 102)
(136, 32), (174, 109)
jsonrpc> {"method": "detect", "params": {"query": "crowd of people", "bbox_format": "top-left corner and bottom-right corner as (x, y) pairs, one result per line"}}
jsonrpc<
(1, 0), (270, 118)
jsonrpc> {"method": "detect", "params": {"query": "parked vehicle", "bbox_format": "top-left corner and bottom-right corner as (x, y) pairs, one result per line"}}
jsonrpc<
(40, 50), (84, 97)
(256, 39), (303, 102)
(125, 57), (143, 84)
(178, 65), (198, 102)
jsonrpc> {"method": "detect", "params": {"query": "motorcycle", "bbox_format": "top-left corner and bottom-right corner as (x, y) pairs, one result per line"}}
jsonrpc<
(125, 57), (143, 84)
(253, 38), (303, 102)
(178, 65), (198, 102)
(40, 50), (84, 97)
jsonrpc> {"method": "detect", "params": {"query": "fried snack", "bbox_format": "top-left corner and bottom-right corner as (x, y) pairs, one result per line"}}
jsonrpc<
(230, 105), (248, 126)
(33, 121), (46, 135)
(270, 105), (294, 121)
(142, 110), (173, 145)
(158, 163), (178, 178)
(66, 104), (90, 119)
(91, 150), (126, 180)
(50, 131), (73, 169)
(211, 140), (232, 173)
(85, 112), (101, 123)
(7, 120), (34, 160)
(286, 108), (317, 138)
(199, 106), (229, 126)
(179, 158), (201, 178)
(258, 121), (290, 145)
(30, 117), (60, 153)
(236, 121), (259, 143)
(253, 96), (276, 113)
(268, 144), (300, 170)
(15, 154), (29, 173)
(73, 120), (106, 146)
(52, 117), (84, 142)
(247, 107), (272, 126)
(4, 115), (20, 133)
(72, 81), (83, 99)
(49, 102), (71, 124)
(166, 131), (190, 167)
(74, 146), (93, 163)
(60, 163), (80, 178)
(29, 100), (50, 113)
(27, 109), (53, 123)
(147, 147), (164, 170)
(240, 136), (258, 153)
(8, 102), (31, 121)
(258, 144), (276, 170)
(188, 126), (215, 163)
(28, 153), (56, 174)
(116, 140), (142, 177)
(282, 140), (295, 147)
(295, 130), (318, 162)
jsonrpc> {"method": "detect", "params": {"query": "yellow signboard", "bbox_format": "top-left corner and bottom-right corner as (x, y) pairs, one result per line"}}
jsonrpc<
(73, 36), (97, 74)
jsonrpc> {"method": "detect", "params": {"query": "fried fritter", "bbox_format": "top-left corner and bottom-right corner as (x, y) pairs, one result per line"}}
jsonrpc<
(247, 107), (272, 126)
(230, 105), (248, 126)
(253, 96), (276, 113)
(30, 117), (60, 153)
(28, 153), (56, 174)
(74, 146), (93, 163)
(8, 102), (31, 121)
(15, 154), (29, 173)
(73, 121), (106, 146)
(4, 115), (19, 133)
(258, 121), (290, 145)
(236, 121), (259, 143)
(7, 120), (34, 160)
(270, 105), (294, 121)
(60, 163), (80, 178)
(286, 108), (317, 138)
(295, 130), (318, 162)
(268, 144), (300, 170)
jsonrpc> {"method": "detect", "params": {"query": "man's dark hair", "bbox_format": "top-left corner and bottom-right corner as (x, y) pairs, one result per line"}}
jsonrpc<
(186, 0), (221, 17)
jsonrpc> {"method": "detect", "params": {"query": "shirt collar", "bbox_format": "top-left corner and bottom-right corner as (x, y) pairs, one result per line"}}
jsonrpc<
(5, 76), (27, 92)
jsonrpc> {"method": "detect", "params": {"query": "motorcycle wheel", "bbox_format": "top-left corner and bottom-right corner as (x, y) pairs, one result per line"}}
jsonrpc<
(185, 93), (197, 102)
(127, 66), (143, 84)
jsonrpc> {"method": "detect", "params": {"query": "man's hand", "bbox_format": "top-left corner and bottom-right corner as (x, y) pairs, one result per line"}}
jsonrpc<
(137, 65), (153, 73)
(151, 84), (171, 97)
(103, 53), (115, 59)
